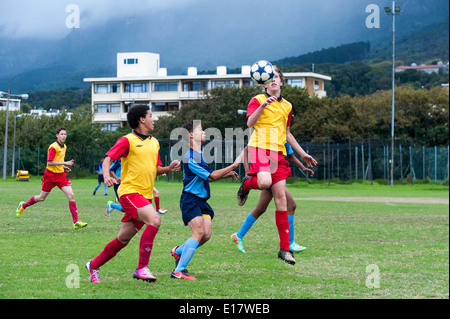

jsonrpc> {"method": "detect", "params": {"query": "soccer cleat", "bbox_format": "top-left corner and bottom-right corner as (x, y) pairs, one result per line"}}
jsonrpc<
(237, 176), (251, 206)
(278, 250), (296, 265)
(15, 201), (25, 218)
(106, 200), (114, 217)
(157, 208), (167, 214)
(290, 242), (306, 253)
(171, 269), (197, 281)
(133, 267), (157, 282)
(230, 233), (246, 253)
(73, 220), (88, 229)
(171, 246), (181, 267)
(86, 260), (101, 283)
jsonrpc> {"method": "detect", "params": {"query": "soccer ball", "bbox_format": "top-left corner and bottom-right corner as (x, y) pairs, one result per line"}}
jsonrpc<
(250, 60), (275, 85)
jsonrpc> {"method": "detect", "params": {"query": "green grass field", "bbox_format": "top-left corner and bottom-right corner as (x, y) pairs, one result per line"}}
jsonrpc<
(0, 178), (448, 299)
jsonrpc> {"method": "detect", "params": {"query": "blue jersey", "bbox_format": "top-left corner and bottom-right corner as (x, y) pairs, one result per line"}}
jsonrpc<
(285, 142), (294, 156)
(110, 159), (121, 178)
(182, 149), (214, 200)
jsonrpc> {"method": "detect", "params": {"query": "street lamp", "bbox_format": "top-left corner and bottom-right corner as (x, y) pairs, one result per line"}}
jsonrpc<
(1, 90), (28, 180)
(384, 1), (400, 187)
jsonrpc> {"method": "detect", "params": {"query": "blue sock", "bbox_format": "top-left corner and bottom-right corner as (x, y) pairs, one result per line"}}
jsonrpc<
(103, 184), (108, 195)
(111, 202), (122, 212)
(237, 213), (257, 239)
(288, 215), (295, 245)
(94, 184), (100, 193)
(174, 238), (200, 272)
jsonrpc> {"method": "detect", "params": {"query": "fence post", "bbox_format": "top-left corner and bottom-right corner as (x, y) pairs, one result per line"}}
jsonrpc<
(348, 137), (352, 185)
(327, 137), (330, 186)
(355, 146), (358, 183)
(399, 144), (403, 183)
(362, 143), (365, 183)
(434, 146), (437, 182)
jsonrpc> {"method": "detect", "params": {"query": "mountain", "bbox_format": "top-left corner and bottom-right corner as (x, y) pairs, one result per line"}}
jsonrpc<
(0, 0), (448, 93)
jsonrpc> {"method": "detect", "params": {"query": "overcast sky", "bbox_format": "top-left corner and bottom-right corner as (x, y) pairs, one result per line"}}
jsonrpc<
(0, 0), (374, 40)
(0, 0), (201, 39)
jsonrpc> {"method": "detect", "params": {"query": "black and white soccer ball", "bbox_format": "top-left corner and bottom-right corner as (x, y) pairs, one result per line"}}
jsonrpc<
(250, 60), (275, 85)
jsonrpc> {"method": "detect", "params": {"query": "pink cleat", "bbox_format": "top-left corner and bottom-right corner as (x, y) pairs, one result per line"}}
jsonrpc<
(133, 267), (157, 282)
(86, 260), (101, 283)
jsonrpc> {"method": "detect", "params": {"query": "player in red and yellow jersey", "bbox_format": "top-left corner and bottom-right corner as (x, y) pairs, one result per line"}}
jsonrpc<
(86, 105), (180, 283)
(15, 127), (87, 230)
(237, 66), (317, 264)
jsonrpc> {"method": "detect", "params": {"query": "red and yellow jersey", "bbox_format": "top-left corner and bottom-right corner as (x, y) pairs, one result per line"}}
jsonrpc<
(106, 132), (162, 199)
(247, 94), (292, 156)
(46, 141), (67, 173)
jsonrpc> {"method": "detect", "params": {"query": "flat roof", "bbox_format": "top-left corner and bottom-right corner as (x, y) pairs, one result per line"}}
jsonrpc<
(84, 72), (332, 83)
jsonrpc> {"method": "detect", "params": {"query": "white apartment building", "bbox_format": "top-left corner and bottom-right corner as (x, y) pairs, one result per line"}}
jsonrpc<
(0, 98), (21, 112)
(84, 52), (332, 131)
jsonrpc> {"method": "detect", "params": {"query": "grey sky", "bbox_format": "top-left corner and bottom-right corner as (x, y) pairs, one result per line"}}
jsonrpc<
(0, 0), (372, 40)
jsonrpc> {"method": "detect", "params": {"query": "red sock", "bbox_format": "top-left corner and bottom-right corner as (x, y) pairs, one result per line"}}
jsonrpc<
(69, 201), (79, 223)
(23, 196), (36, 209)
(154, 197), (160, 211)
(91, 238), (127, 269)
(243, 176), (260, 192)
(275, 210), (290, 251)
(137, 225), (159, 269)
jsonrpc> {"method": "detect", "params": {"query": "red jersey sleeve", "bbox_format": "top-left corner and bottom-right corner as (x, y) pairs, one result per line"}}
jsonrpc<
(106, 137), (130, 161)
(246, 97), (261, 118)
(47, 147), (56, 161)
(286, 109), (293, 128)
(157, 153), (162, 167)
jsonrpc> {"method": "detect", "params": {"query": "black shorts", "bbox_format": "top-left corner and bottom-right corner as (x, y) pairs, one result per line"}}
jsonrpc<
(98, 174), (104, 183)
(180, 192), (214, 226)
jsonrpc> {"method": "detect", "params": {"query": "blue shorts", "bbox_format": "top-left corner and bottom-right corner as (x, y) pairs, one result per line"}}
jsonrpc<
(180, 192), (214, 226)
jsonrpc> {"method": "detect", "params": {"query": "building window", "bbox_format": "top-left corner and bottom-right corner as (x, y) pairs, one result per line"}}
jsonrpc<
(243, 80), (257, 87)
(211, 80), (239, 88)
(152, 82), (179, 92)
(152, 102), (179, 112)
(124, 82), (149, 93)
(183, 81), (208, 91)
(102, 123), (121, 132)
(95, 103), (121, 113)
(94, 83), (120, 93)
(286, 78), (303, 88)
(124, 58), (138, 65)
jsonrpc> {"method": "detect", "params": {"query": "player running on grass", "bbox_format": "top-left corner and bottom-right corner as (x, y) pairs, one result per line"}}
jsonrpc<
(236, 66), (317, 264)
(170, 120), (243, 280)
(15, 127), (87, 230)
(231, 143), (314, 254)
(86, 105), (180, 283)
(106, 187), (168, 216)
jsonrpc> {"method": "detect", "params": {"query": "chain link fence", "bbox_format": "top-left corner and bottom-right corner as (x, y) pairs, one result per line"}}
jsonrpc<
(2, 138), (449, 184)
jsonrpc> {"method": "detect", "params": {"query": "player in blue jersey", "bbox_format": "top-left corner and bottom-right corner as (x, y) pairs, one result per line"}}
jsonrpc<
(170, 120), (243, 280)
(231, 142), (314, 254)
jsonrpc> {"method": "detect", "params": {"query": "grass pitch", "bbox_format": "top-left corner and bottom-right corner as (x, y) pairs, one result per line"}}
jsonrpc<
(0, 178), (448, 299)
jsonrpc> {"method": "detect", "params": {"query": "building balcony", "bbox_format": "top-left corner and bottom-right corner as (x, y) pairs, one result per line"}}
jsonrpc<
(120, 92), (149, 100)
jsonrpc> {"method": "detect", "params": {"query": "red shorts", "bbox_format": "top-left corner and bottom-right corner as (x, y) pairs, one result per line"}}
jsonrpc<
(41, 170), (71, 192)
(248, 147), (292, 185)
(119, 193), (152, 231)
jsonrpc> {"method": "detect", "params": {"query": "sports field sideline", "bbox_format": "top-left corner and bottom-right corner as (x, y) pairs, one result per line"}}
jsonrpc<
(0, 178), (448, 299)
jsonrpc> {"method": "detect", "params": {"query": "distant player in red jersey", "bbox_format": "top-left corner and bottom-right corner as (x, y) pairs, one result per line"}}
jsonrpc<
(15, 127), (88, 230)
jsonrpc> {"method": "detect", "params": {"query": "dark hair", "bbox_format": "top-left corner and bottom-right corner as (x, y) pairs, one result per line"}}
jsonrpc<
(181, 120), (201, 142)
(182, 120), (202, 133)
(56, 127), (66, 134)
(127, 105), (150, 129)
